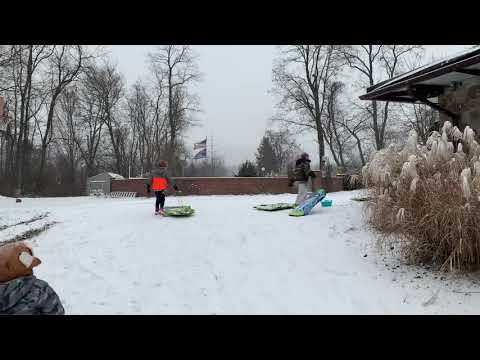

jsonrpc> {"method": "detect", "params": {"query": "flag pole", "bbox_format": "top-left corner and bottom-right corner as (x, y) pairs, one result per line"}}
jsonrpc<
(210, 130), (213, 174)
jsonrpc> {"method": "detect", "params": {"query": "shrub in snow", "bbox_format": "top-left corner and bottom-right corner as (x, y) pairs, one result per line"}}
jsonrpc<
(344, 174), (363, 191)
(362, 122), (480, 272)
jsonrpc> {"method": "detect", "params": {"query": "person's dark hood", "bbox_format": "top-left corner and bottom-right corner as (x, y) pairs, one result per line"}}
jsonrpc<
(0, 275), (36, 313)
(296, 158), (311, 166)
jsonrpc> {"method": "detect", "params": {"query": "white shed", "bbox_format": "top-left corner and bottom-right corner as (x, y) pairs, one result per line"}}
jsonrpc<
(86, 172), (125, 196)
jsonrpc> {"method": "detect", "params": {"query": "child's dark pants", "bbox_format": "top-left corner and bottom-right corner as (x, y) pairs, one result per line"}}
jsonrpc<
(155, 191), (165, 211)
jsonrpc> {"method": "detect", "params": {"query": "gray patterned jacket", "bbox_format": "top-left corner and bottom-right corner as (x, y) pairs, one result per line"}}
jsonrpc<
(146, 167), (172, 186)
(0, 275), (64, 315)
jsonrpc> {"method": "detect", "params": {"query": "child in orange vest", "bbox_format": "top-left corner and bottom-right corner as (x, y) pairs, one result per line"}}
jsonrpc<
(146, 160), (179, 215)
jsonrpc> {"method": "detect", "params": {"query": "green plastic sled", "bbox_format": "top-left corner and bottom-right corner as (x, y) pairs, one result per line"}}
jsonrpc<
(163, 205), (195, 217)
(254, 203), (296, 211)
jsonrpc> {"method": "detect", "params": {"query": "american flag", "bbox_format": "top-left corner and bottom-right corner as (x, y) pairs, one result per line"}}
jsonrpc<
(194, 138), (207, 150)
(193, 148), (207, 160)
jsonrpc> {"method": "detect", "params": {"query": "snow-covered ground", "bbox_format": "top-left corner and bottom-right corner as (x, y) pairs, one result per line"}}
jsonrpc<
(2, 190), (480, 314)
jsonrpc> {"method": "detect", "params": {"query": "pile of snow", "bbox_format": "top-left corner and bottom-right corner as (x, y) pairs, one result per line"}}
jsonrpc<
(107, 172), (125, 180)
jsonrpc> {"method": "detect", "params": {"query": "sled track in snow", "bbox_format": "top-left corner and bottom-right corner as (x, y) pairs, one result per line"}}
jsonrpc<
(0, 212), (57, 247)
(0, 212), (50, 231)
(0, 221), (58, 247)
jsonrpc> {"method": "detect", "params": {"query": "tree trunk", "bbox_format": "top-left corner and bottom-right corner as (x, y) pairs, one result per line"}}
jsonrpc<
(317, 127), (325, 171)
(354, 134), (366, 166)
(314, 90), (325, 170)
(330, 106), (346, 169)
(372, 100), (382, 150)
(167, 71), (176, 169)
(19, 48), (34, 194)
(379, 101), (390, 149)
(325, 136), (341, 167)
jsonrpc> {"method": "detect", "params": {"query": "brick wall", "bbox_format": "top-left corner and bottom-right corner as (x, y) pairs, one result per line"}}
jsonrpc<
(111, 172), (344, 196)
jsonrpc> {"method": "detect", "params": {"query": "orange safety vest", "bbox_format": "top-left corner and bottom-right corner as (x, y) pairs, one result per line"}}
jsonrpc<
(152, 177), (168, 191)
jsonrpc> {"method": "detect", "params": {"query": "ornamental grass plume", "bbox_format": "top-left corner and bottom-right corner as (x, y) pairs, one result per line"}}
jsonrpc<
(363, 123), (480, 272)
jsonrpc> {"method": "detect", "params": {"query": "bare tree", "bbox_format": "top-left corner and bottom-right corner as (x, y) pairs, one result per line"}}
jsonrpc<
(35, 45), (87, 191)
(264, 128), (300, 175)
(125, 82), (144, 175)
(55, 86), (83, 191)
(397, 53), (440, 146)
(6, 45), (55, 194)
(0, 44), (207, 196)
(340, 45), (424, 151)
(323, 81), (352, 170)
(400, 103), (438, 145)
(336, 111), (369, 167)
(73, 73), (107, 177)
(271, 45), (344, 169)
(148, 45), (201, 172)
(126, 77), (174, 176)
(84, 63), (125, 175)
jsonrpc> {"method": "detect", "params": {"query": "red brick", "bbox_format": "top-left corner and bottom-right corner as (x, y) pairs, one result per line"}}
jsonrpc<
(111, 175), (345, 196)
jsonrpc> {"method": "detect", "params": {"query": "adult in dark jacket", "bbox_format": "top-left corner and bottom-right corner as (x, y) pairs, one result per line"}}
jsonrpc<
(146, 160), (179, 215)
(289, 152), (316, 205)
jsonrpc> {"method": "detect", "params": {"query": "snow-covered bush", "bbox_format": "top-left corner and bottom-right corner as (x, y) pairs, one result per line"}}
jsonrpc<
(363, 122), (480, 272)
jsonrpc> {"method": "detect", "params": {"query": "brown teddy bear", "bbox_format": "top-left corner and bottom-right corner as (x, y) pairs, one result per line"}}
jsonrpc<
(0, 242), (64, 315)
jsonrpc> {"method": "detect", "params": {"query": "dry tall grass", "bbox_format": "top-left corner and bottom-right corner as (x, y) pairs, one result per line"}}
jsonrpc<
(363, 122), (480, 272)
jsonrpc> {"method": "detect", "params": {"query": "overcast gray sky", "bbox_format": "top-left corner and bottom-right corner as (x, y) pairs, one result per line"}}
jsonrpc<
(108, 45), (470, 167)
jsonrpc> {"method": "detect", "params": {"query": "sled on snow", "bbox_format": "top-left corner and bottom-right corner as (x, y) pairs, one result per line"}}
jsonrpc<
(162, 205), (195, 217)
(253, 203), (296, 211)
(289, 189), (327, 217)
